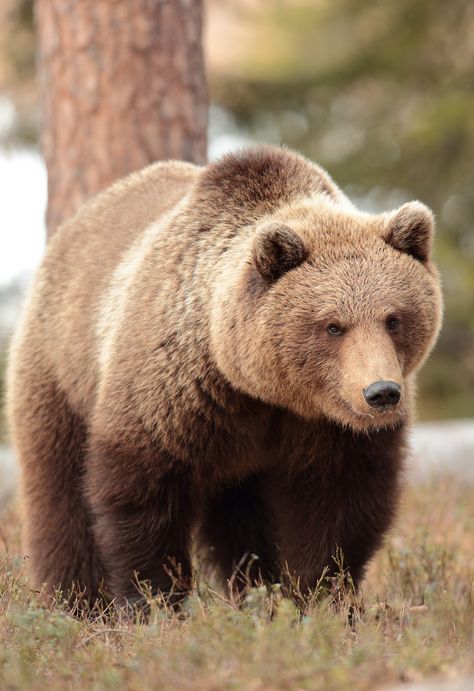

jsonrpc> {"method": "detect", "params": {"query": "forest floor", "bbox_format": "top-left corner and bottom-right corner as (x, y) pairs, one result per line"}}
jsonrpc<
(0, 475), (473, 691)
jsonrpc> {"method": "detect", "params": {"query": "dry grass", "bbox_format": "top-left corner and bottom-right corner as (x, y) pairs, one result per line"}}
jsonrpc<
(0, 478), (473, 690)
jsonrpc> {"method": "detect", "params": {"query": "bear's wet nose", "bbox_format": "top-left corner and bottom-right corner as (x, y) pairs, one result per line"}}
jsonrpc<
(363, 381), (401, 409)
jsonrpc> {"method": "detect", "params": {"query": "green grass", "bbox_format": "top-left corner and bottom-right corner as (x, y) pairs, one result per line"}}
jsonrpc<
(0, 478), (473, 690)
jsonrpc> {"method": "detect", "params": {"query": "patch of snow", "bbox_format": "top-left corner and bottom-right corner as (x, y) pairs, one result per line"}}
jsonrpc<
(0, 148), (46, 287)
(408, 419), (474, 482)
(0, 445), (17, 514)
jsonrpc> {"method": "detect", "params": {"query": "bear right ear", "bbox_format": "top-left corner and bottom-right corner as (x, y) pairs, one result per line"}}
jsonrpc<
(253, 222), (308, 281)
(385, 201), (434, 263)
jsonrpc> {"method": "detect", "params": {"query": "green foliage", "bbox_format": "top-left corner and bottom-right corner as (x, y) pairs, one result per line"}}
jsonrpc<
(0, 0), (37, 146)
(3, 0), (34, 80)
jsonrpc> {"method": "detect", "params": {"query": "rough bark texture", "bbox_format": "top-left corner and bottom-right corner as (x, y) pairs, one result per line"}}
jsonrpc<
(36, 0), (208, 236)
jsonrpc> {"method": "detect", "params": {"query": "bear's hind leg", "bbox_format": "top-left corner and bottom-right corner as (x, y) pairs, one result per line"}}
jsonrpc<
(198, 474), (279, 597)
(9, 373), (100, 605)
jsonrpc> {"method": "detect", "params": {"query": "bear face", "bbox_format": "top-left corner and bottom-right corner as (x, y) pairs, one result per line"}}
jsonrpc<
(211, 198), (442, 432)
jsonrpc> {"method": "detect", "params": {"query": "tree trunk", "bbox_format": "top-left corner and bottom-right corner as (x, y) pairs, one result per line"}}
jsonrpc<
(36, 0), (208, 236)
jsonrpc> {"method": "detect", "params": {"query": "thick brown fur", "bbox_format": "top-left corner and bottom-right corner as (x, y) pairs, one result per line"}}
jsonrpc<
(7, 146), (442, 607)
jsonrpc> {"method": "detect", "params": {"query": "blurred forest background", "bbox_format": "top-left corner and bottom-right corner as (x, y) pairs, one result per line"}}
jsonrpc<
(0, 0), (473, 433)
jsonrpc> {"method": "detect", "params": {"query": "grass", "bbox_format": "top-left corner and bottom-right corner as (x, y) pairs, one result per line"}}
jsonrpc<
(0, 478), (473, 690)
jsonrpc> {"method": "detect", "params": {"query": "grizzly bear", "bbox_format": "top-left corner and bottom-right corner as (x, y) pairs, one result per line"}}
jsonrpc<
(7, 146), (442, 607)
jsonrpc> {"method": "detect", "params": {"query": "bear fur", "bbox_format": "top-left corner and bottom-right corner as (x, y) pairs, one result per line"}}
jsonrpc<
(7, 146), (442, 606)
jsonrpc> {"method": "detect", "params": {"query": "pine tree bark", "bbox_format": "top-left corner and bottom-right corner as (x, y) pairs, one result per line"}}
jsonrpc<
(36, 0), (208, 236)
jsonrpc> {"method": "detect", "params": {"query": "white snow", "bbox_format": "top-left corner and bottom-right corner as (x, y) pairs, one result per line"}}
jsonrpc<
(0, 148), (47, 287)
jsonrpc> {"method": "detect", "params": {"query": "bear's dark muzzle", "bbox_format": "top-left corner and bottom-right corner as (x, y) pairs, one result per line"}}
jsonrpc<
(363, 381), (401, 410)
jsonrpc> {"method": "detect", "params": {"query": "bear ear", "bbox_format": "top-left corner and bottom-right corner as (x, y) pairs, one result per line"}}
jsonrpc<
(253, 221), (308, 281)
(385, 201), (434, 263)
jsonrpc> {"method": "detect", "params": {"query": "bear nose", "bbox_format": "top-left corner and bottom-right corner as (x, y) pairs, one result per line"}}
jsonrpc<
(363, 381), (401, 409)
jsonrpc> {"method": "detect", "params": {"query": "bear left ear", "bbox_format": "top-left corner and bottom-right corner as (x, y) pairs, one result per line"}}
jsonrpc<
(385, 201), (434, 263)
(253, 221), (308, 281)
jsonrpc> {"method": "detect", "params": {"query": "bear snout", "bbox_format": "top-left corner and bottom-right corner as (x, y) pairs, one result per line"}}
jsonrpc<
(362, 380), (401, 410)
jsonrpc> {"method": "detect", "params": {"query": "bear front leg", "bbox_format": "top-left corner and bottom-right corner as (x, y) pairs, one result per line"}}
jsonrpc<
(198, 473), (280, 598)
(85, 436), (196, 607)
(268, 442), (402, 605)
(268, 469), (345, 603)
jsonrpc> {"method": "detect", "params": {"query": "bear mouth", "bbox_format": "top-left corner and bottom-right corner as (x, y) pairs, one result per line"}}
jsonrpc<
(336, 397), (406, 432)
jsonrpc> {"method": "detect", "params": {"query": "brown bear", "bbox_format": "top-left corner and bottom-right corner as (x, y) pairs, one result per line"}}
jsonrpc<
(7, 145), (442, 607)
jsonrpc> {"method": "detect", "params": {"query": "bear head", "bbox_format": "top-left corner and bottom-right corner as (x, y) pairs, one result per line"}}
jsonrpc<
(203, 148), (443, 432)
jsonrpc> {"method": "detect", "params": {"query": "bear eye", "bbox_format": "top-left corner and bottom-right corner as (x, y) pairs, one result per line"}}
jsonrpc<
(386, 316), (400, 332)
(327, 323), (343, 336)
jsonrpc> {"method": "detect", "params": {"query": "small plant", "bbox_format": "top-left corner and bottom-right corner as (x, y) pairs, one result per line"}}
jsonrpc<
(0, 478), (473, 690)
